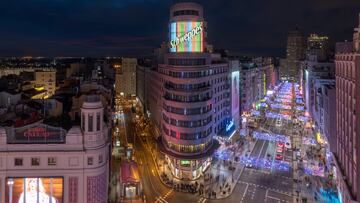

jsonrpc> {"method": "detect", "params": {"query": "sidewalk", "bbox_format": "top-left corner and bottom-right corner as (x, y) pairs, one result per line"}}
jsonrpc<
(202, 138), (257, 199)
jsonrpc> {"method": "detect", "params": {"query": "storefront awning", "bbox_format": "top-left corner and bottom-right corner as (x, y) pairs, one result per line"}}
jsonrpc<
(120, 161), (140, 184)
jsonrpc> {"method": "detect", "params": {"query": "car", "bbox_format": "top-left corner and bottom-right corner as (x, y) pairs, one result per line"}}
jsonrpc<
(276, 119), (282, 126)
(275, 154), (283, 160)
(245, 162), (253, 168)
(277, 142), (285, 148)
(285, 142), (292, 149)
(276, 147), (284, 153)
(115, 140), (120, 147)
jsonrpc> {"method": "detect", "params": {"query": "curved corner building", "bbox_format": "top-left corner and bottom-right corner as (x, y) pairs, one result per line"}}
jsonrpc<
(157, 2), (230, 180)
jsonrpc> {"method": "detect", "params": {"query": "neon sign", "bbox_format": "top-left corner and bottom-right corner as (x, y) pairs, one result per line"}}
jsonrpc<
(24, 127), (50, 138)
(226, 120), (234, 132)
(170, 24), (202, 49)
(169, 21), (204, 52)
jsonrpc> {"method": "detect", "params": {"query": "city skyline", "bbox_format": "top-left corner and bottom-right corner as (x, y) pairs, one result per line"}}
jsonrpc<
(0, 1), (359, 203)
(0, 0), (359, 57)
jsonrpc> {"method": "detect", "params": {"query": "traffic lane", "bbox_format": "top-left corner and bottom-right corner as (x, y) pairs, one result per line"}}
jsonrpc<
(124, 108), (135, 144)
(240, 169), (293, 194)
(242, 184), (260, 203)
(250, 139), (264, 157)
(208, 181), (249, 203)
(266, 189), (293, 203)
(169, 192), (201, 203)
(259, 141), (269, 159)
(135, 129), (203, 203)
(135, 135), (171, 203)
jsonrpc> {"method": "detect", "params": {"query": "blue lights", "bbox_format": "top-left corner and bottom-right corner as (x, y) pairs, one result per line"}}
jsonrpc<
(240, 156), (290, 171)
(226, 120), (234, 132)
(252, 131), (289, 143)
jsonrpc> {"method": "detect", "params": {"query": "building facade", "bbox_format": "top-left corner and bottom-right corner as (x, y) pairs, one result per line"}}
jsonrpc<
(239, 58), (273, 114)
(0, 95), (110, 203)
(334, 14), (360, 203)
(138, 2), (234, 180)
(34, 70), (56, 98)
(115, 58), (137, 98)
(280, 29), (306, 81)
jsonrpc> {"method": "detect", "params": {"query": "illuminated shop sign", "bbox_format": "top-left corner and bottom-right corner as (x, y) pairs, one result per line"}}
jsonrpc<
(170, 21), (204, 52)
(6, 177), (64, 203)
(8, 124), (66, 144)
(24, 127), (50, 138)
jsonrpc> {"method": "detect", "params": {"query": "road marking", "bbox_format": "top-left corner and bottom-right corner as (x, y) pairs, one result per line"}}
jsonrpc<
(155, 196), (168, 203)
(258, 139), (267, 159)
(197, 197), (207, 203)
(163, 189), (173, 198)
(267, 195), (281, 203)
(240, 183), (249, 203)
(237, 180), (293, 196)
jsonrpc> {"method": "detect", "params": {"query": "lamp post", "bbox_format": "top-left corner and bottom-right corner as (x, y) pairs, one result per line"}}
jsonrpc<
(7, 178), (14, 203)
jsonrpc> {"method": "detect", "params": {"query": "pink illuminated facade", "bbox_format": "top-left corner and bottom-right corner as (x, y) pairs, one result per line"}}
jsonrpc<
(139, 2), (232, 180)
(334, 14), (360, 203)
(0, 95), (110, 203)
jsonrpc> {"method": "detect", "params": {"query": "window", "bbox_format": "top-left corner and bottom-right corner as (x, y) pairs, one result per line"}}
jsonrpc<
(96, 112), (101, 131)
(88, 157), (93, 165)
(31, 158), (40, 166)
(99, 155), (103, 164)
(81, 113), (85, 131)
(48, 157), (57, 166)
(14, 158), (23, 166)
(88, 114), (93, 132)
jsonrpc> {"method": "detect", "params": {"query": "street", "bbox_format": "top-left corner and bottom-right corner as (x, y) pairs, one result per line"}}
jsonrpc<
(113, 81), (336, 203)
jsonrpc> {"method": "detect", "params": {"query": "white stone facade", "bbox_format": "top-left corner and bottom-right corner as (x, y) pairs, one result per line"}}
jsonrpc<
(0, 95), (110, 203)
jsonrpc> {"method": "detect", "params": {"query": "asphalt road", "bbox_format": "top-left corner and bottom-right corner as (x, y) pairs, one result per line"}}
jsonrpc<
(127, 108), (203, 203)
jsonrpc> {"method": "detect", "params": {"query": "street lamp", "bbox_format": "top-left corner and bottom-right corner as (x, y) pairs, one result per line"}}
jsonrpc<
(7, 178), (14, 203)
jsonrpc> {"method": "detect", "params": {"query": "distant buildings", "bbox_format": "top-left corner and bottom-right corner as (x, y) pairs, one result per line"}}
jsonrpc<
(240, 57), (276, 114)
(334, 14), (360, 203)
(34, 69), (56, 98)
(0, 95), (110, 203)
(279, 29), (306, 81)
(300, 33), (334, 117)
(115, 58), (137, 98)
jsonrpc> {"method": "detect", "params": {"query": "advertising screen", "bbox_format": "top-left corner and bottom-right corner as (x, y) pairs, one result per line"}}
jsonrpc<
(169, 21), (203, 53)
(231, 71), (240, 118)
(6, 177), (63, 203)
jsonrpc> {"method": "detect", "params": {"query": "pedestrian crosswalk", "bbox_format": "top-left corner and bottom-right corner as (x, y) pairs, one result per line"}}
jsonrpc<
(155, 189), (173, 203)
(197, 197), (207, 203)
(155, 196), (168, 203)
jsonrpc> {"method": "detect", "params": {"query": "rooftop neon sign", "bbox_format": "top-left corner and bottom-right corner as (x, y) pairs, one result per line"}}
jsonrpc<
(170, 21), (204, 52)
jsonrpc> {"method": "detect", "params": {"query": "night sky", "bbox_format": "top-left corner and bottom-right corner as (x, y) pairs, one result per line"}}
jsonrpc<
(0, 0), (359, 57)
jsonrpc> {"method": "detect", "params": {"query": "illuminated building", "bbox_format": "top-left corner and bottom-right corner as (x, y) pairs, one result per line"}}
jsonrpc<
(240, 57), (273, 114)
(307, 34), (330, 62)
(0, 95), (110, 203)
(300, 33), (335, 116)
(280, 29), (306, 81)
(34, 70), (56, 98)
(334, 14), (360, 203)
(139, 2), (233, 180)
(115, 58), (137, 98)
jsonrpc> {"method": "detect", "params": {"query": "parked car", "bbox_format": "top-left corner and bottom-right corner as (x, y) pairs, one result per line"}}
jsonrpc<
(275, 154), (284, 160)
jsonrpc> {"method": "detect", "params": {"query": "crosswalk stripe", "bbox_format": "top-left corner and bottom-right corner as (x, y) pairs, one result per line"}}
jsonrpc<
(155, 196), (168, 203)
